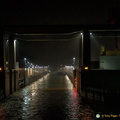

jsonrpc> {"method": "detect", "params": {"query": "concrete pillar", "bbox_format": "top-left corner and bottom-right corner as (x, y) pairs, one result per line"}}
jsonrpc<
(8, 35), (17, 94)
(9, 35), (16, 69)
(0, 30), (5, 70)
(0, 30), (5, 98)
(78, 30), (91, 96)
(5, 39), (9, 70)
(82, 30), (91, 69)
(79, 33), (83, 68)
(76, 69), (82, 95)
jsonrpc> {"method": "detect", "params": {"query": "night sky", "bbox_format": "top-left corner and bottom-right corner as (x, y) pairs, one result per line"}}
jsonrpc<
(1, 0), (120, 25)
(1, 0), (120, 68)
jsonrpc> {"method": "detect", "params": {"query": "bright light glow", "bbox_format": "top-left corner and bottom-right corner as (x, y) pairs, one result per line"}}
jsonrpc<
(44, 66), (48, 68)
(31, 92), (36, 96)
(65, 75), (70, 80)
(65, 75), (73, 89)
(84, 67), (89, 70)
(65, 65), (73, 68)
(24, 58), (26, 60)
(80, 33), (83, 35)
(90, 32), (92, 35)
(96, 114), (100, 118)
(0, 67), (2, 71)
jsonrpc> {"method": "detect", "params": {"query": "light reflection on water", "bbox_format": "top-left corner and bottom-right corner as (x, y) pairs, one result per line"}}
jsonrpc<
(0, 72), (95, 120)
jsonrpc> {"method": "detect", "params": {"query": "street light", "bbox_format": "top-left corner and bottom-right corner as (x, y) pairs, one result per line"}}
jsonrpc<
(73, 57), (76, 69)
(0, 67), (2, 71)
(14, 40), (17, 69)
(24, 58), (27, 70)
(27, 61), (30, 67)
(90, 32), (92, 35)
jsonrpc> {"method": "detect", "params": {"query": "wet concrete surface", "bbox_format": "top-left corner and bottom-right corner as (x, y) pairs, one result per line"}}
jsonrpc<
(0, 71), (94, 120)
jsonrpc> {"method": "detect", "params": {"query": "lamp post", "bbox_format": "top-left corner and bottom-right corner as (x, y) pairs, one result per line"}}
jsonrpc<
(81, 32), (83, 68)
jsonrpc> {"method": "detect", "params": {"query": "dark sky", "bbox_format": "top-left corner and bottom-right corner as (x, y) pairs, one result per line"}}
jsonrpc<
(1, 0), (120, 25)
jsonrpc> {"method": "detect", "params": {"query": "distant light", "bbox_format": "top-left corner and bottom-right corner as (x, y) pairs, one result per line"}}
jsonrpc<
(84, 67), (89, 70)
(90, 32), (92, 35)
(32, 92), (35, 96)
(80, 33), (83, 35)
(24, 58), (27, 60)
(96, 114), (100, 118)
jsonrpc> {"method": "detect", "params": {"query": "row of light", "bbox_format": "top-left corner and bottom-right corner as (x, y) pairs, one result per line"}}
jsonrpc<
(24, 58), (49, 69)
(80, 32), (92, 35)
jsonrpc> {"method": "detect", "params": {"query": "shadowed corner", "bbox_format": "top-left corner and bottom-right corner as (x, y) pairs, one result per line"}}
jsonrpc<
(0, 105), (7, 120)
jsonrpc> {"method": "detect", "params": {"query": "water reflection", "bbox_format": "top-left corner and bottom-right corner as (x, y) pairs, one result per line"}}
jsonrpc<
(0, 72), (94, 120)
(65, 88), (81, 119)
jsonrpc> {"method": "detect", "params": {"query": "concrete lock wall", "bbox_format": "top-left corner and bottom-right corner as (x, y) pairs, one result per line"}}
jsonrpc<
(63, 66), (75, 86)
(80, 70), (120, 102)
(5, 69), (19, 96)
(63, 66), (74, 78)
(4, 68), (48, 97)
(5, 70), (10, 96)
(73, 69), (120, 102)
(0, 30), (5, 100)
(100, 56), (120, 69)
(0, 71), (5, 100)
